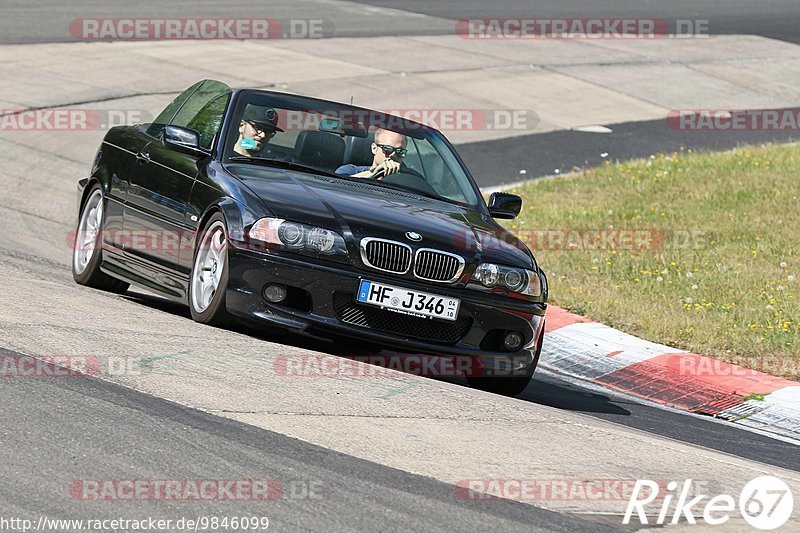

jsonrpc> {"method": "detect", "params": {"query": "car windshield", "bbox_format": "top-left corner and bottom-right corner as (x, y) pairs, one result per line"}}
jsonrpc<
(223, 92), (481, 207)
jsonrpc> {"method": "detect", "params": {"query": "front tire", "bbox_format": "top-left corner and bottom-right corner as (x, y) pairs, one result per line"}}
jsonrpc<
(189, 213), (233, 326)
(72, 185), (129, 294)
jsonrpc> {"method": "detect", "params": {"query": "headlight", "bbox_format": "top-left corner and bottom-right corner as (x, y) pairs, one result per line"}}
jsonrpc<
(472, 263), (541, 297)
(249, 218), (347, 257)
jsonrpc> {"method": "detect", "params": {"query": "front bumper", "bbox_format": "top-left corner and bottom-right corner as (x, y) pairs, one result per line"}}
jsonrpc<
(226, 248), (547, 377)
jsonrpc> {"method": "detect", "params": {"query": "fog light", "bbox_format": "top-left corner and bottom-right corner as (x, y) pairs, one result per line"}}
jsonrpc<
(264, 284), (287, 303)
(503, 331), (524, 351)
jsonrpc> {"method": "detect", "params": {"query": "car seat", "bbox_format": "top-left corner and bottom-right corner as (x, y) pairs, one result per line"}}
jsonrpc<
(342, 133), (375, 167)
(293, 131), (346, 171)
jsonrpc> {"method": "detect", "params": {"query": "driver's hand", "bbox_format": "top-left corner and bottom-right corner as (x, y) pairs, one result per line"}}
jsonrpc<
(370, 159), (401, 179)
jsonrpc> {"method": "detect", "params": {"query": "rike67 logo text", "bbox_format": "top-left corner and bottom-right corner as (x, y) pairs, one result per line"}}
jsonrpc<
(624, 476), (794, 529)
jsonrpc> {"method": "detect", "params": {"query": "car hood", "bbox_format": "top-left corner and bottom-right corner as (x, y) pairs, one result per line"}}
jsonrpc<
(227, 165), (536, 269)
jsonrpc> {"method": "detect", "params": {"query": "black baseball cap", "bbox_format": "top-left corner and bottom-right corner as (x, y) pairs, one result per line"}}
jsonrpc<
(242, 105), (284, 132)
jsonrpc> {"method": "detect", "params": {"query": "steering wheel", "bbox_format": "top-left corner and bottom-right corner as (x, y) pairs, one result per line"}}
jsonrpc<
(369, 168), (438, 197)
(369, 165), (425, 180)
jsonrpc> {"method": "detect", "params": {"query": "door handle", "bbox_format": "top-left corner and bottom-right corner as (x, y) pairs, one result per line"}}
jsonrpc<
(136, 150), (151, 163)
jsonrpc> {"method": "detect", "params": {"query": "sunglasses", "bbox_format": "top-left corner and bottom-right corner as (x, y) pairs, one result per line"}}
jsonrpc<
(247, 122), (277, 138)
(375, 143), (407, 158)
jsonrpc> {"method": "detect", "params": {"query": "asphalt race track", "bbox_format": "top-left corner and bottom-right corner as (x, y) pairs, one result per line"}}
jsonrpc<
(351, 0), (800, 44)
(4, 0), (799, 43)
(1, 1), (800, 531)
(0, 357), (610, 532)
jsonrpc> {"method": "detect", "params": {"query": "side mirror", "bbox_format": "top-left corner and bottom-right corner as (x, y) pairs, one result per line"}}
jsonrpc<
(163, 125), (205, 156)
(487, 192), (522, 219)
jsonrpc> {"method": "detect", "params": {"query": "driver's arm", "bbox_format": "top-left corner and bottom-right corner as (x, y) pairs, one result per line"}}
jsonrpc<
(351, 170), (375, 178)
(352, 159), (401, 179)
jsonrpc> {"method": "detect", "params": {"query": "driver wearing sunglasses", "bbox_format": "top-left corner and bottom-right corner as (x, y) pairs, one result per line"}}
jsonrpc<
(336, 128), (407, 179)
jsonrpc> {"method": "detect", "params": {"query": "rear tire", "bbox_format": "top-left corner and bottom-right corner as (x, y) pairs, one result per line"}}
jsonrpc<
(189, 213), (233, 327)
(72, 185), (129, 294)
(467, 325), (544, 396)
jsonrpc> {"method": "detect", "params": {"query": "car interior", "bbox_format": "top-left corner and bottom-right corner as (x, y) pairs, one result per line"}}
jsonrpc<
(225, 106), (471, 203)
(255, 126), (372, 173)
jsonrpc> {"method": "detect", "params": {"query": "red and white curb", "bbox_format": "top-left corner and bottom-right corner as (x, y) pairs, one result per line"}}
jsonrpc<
(540, 306), (800, 440)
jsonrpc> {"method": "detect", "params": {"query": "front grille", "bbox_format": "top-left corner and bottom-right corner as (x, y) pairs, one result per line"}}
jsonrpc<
(414, 249), (464, 282)
(361, 238), (412, 274)
(333, 292), (472, 344)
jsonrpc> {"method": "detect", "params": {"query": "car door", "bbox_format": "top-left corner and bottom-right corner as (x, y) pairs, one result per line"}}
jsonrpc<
(101, 127), (149, 254)
(104, 81), (203, 260)
(123, 80), (231, 295)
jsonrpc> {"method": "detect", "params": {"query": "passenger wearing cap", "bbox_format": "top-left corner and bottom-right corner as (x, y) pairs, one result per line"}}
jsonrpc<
(233, 106), (284, 157)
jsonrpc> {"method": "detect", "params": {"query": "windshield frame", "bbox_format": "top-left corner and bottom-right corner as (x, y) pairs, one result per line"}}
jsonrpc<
(219, 89), (489, 213)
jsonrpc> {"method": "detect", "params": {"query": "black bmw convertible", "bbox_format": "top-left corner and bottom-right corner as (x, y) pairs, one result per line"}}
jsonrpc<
(72, 79), (548, 395)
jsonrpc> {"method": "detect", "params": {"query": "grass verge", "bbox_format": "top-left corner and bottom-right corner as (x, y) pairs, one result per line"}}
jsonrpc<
(504, 143), (799, 379)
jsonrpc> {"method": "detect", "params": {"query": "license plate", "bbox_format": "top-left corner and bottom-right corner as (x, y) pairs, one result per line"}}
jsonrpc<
(356, 280), (460, 321)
